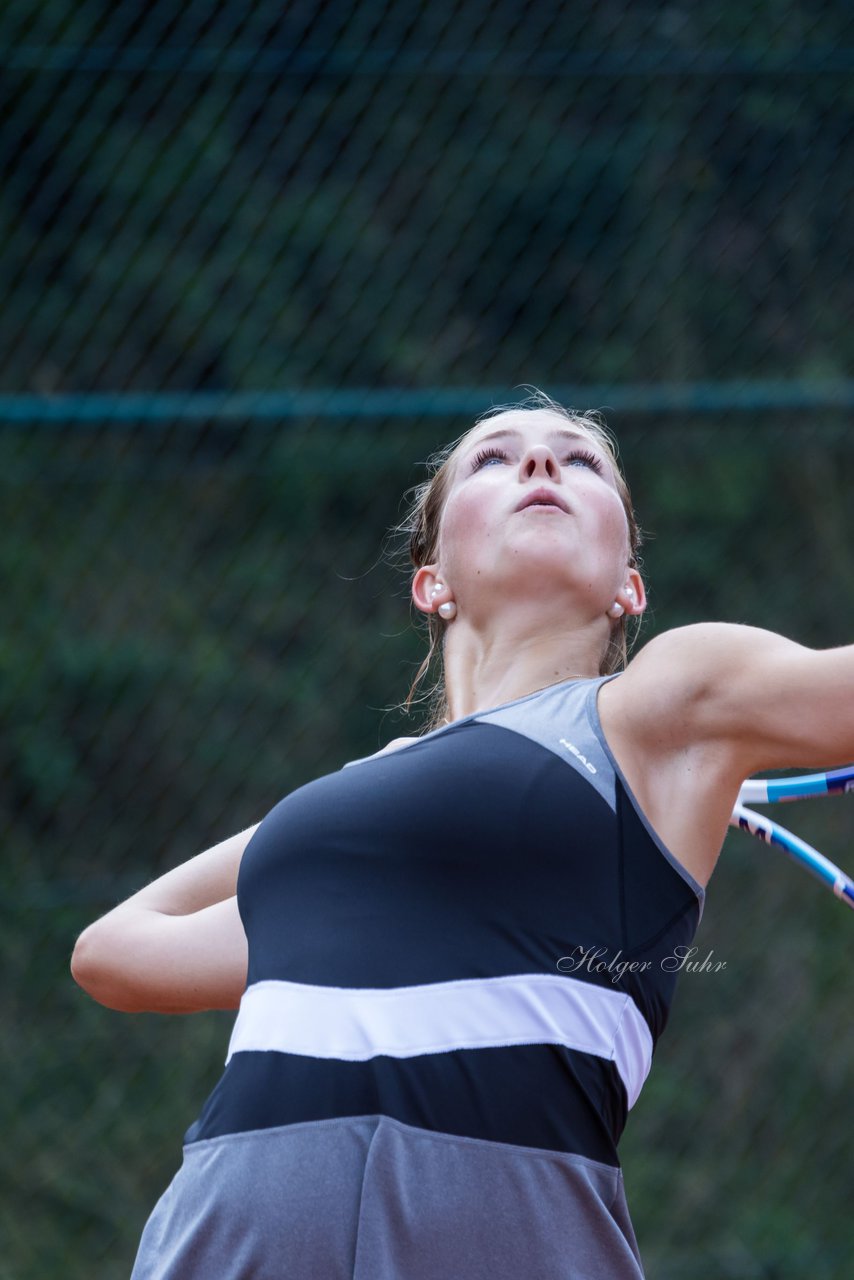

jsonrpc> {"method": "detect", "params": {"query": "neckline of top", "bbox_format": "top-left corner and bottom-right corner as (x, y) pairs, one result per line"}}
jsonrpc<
(418, 672), (617, 743)
(345, 673), (619, 769)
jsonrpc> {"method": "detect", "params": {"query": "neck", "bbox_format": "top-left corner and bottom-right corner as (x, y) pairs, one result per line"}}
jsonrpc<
(441, 617), (607, 723)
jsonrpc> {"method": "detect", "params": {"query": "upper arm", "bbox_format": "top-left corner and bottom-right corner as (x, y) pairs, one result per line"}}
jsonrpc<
(624, 623), (854, 776)
(71, 821), (261, 1013)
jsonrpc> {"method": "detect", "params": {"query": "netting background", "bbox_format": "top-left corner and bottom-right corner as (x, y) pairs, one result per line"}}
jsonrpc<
(2, 2), (853, 1277)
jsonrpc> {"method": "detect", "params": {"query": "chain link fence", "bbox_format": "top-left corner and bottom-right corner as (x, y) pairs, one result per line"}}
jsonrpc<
(2, 2), (853, 1277)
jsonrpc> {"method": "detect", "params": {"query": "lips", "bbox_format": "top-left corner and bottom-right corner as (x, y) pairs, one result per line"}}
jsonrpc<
(515, 487), (570, 514)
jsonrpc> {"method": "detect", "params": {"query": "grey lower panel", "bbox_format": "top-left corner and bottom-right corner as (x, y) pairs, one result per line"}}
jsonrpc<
(131, 1115), (645, 1279)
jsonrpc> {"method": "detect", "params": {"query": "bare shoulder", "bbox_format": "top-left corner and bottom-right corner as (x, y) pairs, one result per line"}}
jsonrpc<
(596, 625), (773, 888)
(619, 621), (795, 688)
(596, 619), (854, 886)
(608, 620), (852, 772)
(598, 623), (723, 752)
(604, 622), (805, 741)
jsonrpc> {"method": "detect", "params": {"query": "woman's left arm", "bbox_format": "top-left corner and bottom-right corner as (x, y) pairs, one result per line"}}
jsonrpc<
(626, 622), (854, 777)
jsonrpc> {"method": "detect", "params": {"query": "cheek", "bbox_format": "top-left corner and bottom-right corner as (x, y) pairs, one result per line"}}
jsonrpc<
(584, 489), (631, 562)
(603, 496), (629, 540)
(438, 491), (494, 568)
(603, 501), (632, 563)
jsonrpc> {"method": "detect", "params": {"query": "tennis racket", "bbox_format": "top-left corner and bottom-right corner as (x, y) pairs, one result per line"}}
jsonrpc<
(731, 765), (854, 910)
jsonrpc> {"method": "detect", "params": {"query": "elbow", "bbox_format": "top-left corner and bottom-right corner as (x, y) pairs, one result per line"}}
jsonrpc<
(70, 923), (98, 994)
(70, 922), (143, 1012)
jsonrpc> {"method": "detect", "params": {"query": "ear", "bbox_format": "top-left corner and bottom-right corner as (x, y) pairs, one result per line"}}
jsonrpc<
(412, 564), (451, 616)
(615, 568), (647, 617)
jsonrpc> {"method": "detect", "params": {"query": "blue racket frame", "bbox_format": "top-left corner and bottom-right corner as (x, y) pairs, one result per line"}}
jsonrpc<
(732, 766), (854, 911)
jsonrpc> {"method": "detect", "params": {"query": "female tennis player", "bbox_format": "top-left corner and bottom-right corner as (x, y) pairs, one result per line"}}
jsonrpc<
(72, 393), (854, 1279)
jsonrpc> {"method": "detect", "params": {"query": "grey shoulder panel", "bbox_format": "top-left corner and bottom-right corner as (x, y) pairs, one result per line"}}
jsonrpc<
(473, 677), (617, 811)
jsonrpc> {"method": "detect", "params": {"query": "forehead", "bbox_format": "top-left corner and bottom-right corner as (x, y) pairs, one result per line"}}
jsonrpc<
(464, 409), (601, 449)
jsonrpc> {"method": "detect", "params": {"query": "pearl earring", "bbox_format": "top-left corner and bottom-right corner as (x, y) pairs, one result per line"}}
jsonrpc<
(608, 602), (625, 619)
(438, 601), (457, 620)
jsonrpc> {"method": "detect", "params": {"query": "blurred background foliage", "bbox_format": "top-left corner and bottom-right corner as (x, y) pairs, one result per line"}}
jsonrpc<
(1, 1), (853, 1277)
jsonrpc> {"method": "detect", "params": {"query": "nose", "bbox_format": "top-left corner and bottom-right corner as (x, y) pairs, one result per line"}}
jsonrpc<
(519, 443), (560, 481)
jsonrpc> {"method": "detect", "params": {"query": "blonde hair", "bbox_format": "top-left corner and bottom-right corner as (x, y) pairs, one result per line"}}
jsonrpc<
(390, 390), (644, 733)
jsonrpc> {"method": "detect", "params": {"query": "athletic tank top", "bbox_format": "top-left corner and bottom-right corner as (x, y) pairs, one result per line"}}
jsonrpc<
(185, 674), (705, 1168)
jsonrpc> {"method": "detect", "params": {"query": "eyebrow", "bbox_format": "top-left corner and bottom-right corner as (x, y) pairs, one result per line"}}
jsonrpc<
(468, 427), (594, 449)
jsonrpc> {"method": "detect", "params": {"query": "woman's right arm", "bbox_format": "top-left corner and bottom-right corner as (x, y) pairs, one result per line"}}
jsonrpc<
(70, 822), (261, 1014)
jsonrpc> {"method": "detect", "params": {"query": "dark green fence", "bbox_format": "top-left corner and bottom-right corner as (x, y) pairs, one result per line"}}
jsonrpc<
(2, 3), (853, 1277)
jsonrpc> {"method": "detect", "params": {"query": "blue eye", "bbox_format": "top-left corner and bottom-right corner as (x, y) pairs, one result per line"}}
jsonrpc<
(471, 446), (507, 469)
(567, 450), (604, 474)
(472, 445), (604, 474)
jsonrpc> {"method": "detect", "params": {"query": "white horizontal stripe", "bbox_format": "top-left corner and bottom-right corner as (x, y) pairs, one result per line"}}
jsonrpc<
(226, 973), (653, 1109)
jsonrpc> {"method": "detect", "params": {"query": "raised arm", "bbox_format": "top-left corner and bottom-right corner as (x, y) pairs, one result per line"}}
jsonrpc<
(597, 623), (854, 890)
(629, 623), (854, 776)
(70, 822), (260, 1015)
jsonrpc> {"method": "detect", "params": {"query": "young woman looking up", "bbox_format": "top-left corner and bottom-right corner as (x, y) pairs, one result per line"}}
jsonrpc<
(72, 395), (854, 1279)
